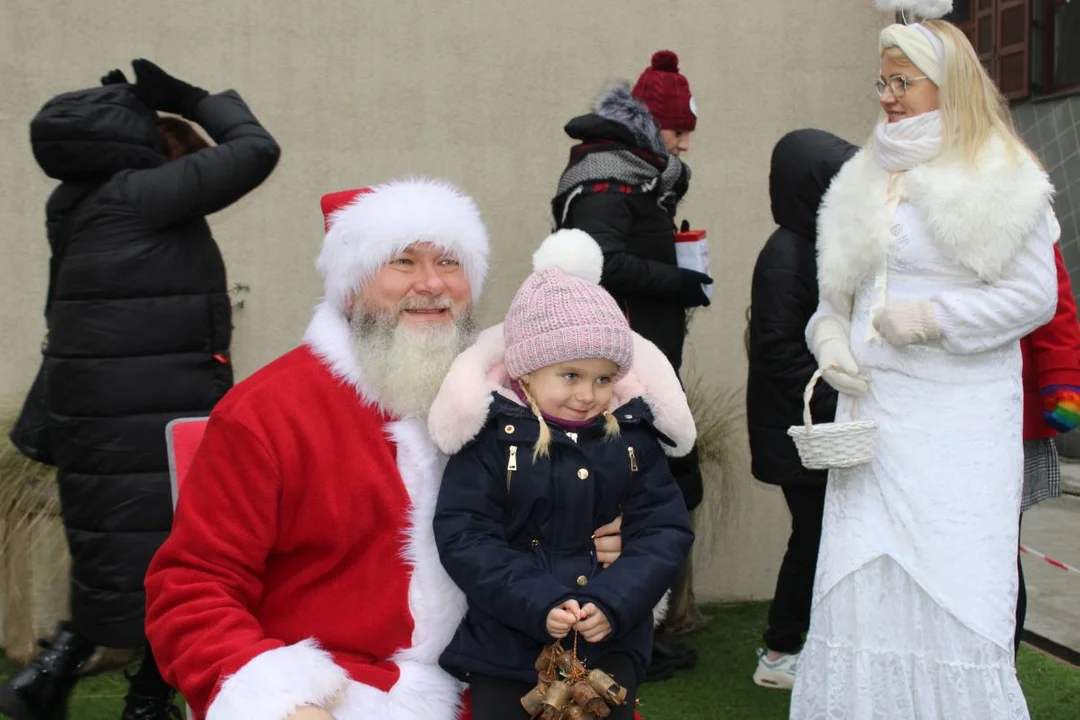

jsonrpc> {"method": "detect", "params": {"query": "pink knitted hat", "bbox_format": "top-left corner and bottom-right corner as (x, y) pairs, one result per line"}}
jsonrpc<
(504, 230), (634, 380)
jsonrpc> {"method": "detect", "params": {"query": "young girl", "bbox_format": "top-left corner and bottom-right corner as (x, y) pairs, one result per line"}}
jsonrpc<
(430, 230), (695, 720)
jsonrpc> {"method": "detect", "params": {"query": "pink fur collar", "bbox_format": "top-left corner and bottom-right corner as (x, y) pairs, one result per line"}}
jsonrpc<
(428, 323), (696, 457)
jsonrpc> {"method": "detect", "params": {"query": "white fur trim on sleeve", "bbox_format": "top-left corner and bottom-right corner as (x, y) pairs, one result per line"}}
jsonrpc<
(206, 640), (349, 720)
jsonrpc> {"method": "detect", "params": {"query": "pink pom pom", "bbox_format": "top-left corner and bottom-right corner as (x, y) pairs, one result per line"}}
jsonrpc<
(651, 50), (679, 72)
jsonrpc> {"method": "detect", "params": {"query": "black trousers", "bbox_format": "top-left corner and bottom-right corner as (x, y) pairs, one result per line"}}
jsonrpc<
(469, 653), (638, 720)
(127, 645), (173, 699)
(1015, 513), (1026, 656)
(763, 484), (827, 654)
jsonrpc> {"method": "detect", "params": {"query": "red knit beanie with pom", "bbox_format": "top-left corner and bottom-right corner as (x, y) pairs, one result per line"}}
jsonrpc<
(631, 50), (697, 131)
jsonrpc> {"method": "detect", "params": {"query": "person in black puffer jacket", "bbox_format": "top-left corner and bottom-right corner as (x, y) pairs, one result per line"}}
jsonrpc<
(553, 50), (708, 680)
(746, 129), (856, 691)
(0, 59), (279, 720)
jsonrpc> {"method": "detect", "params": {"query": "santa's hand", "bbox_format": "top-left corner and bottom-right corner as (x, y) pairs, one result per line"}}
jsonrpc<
(592, 516), (622, 567)
(547, 600), (582, 639)
(873, 301), (941, 347)
(287, 707), (335, 720)
(575, 603), (611, 643)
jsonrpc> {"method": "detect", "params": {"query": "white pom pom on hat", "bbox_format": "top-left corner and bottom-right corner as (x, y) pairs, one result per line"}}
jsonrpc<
(531, 229), (604, 285)
(875, 0), (953, 20)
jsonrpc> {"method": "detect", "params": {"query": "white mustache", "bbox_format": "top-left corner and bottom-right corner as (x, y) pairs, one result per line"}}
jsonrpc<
(398, 296), (452, 312)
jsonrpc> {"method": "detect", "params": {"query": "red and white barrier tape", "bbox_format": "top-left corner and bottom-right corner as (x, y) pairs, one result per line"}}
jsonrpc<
(1020, 544), (1080, 576)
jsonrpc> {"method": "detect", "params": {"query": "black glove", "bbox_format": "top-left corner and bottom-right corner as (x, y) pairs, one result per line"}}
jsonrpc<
(679, 268), (713, 308)
(680, 219), (690, 232)
(131, 58), (209, 117)
(101, 69), (129, 86)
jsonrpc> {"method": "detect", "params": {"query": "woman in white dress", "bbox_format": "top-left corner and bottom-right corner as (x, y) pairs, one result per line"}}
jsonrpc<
(789, 11), (1058, 720)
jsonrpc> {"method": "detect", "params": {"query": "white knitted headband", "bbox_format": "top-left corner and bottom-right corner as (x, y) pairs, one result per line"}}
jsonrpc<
(876, 1), (951, 85)
(879, 23), (945, 85)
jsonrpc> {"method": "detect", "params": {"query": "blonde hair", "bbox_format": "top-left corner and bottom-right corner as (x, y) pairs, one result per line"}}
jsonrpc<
(882, 20), (1034, 166)
(518, 380), (620, 462)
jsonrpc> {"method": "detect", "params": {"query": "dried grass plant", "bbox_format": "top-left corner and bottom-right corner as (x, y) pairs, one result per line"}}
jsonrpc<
(0, 413), (136, 670)
(0, 413), (61, 557)
(686, 375), (749, 532)
(662, 376), (751, 634)
(0, 411), (64, 662)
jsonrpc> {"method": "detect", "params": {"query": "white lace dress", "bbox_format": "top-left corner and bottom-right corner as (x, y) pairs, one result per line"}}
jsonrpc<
(790, 203), (1056, 720)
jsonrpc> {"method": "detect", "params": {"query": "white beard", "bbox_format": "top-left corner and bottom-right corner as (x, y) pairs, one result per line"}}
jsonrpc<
(349, 304), (475, 418)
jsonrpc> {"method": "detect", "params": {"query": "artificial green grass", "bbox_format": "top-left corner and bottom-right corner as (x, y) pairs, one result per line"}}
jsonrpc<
(640, 603), (1080, 719)
(2, 603), (1078, 719)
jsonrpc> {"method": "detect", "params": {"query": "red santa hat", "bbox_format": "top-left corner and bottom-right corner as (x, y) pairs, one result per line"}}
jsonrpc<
(316, 178), (490, 310)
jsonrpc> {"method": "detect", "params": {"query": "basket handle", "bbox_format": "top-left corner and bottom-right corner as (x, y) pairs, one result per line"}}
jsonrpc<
(802, 367), (859, 429)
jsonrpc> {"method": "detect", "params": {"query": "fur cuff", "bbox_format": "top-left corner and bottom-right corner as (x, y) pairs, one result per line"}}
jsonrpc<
(207, 640), (349, 720)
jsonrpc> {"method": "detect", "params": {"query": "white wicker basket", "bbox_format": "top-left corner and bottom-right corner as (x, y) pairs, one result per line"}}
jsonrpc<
(787, 367), (878, 470)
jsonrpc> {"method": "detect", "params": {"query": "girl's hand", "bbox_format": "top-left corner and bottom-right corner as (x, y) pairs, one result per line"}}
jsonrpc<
(576, 603), (611, 643)
(287, 707), (336, 720)
(593, 516), (623, 567)
(547, 600), (582, 639)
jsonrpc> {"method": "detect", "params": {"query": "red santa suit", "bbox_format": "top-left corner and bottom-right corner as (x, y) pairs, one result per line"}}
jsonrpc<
(144, 178), (490, 720)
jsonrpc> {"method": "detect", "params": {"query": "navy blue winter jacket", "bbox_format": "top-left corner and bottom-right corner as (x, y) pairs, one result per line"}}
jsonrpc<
(433, 393), (694, 685)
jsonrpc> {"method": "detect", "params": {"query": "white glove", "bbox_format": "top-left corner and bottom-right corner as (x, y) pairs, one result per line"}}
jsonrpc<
(873, 300), (941, 347)
(811, 316), (869, 397)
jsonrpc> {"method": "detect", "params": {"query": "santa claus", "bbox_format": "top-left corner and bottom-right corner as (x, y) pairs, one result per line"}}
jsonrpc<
(144, 178), (493, 720)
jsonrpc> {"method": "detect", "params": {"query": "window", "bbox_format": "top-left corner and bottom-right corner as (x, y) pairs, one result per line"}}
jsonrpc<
(944, 0), (1080, 99)
(946, 0), (1032, 99)
(1044, 0), (1079, 94)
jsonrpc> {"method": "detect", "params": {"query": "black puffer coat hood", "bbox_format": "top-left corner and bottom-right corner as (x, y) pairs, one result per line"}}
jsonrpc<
(769, 128), (858, 240)
(31, 85), (165, 180)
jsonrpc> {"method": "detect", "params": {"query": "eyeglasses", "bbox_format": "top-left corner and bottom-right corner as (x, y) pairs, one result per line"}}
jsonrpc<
(874, 75), (929, 98)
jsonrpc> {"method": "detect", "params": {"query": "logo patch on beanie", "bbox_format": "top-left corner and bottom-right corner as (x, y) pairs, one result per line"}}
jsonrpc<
(689, 96), (697, 117)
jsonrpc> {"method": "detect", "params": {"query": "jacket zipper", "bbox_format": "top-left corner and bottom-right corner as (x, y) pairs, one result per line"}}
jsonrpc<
(628, 446), (638, 472)
(507, 445), (518, 490)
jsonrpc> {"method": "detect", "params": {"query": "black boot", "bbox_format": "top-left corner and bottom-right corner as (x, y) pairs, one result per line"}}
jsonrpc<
(0, 622), (95, 720)
(120, 650), (181, 720)
(119, 687), (180, 720)
(653, 637), (698, 670)
(644, 656), (676, 683)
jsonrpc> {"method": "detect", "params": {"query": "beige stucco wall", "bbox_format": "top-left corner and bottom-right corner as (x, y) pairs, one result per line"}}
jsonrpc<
(0, 1), (886, 601)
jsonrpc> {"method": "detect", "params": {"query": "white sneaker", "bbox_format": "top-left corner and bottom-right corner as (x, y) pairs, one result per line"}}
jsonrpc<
(753, 648), (798, 690)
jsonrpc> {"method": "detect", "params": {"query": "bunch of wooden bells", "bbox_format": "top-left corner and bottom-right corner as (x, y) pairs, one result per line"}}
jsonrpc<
(520, 638), (630, 719)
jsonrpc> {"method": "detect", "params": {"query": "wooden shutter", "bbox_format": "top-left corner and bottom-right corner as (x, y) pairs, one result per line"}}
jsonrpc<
(976, 0), (998, 78)
(950, 0), (978, 45)
(997, 0), (1032, 99)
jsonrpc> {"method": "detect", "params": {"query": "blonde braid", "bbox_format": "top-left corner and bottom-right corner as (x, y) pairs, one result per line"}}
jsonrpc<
(519, 381), (552, 462)
(603, 411), (621, 440)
